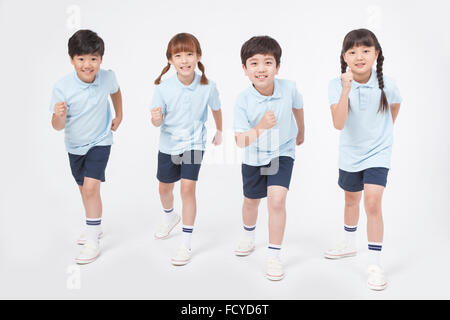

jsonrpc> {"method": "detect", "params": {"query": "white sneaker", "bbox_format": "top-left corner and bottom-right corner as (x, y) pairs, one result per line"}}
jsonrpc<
(324, 242), (357, 259)
(235, 237), (256, 256)
(265, 256), (285, 281)
(171, 244), (192, 266)
(154, 214), (181, 239)
(77, 231), (103, 245)
(367, 265), (388, 291)
(75, 240), (100, 265)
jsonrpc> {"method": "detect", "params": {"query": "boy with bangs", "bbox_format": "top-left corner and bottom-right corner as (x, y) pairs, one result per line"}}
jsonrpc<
(50, 29), (123, 264)
(233, 36), (305, 281)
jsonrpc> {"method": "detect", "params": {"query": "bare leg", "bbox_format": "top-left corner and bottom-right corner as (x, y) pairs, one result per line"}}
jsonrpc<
(79, 177), (102, 219)
(267, 185), (288, 245)
(159, 182), (175, 210)
(180, 179), (197, 226)
(242, 197), (260, 227)
(364, 184), (384, 243)
(344, 190), (362, 226)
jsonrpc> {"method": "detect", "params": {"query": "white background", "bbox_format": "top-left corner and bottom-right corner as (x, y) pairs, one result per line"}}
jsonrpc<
(0, 0), (449, 299)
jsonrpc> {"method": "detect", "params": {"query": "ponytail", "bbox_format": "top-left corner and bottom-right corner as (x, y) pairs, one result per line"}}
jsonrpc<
(154, 63), (171, 85)
(340, 53), (351, 111)
(197, 61), (208, 85)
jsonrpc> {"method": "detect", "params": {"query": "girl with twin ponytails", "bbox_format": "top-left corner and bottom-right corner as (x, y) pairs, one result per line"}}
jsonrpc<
(325, 29), (402, 291)
(150, 33), (223, 266)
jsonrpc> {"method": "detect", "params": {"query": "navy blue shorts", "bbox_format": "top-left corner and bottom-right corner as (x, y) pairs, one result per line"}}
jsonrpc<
(68, 145), (111, 186)
(242, 156), (294, 199)
(338, 167), (389, 192)
(157, 150), (204, 183)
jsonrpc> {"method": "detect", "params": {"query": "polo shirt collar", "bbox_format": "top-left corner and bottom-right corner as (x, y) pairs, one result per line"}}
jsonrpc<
(175, 72), (200, 91)
(74, 71), (100, 88)
(353, 69), (378, 89)
(250, 78), (282, 102)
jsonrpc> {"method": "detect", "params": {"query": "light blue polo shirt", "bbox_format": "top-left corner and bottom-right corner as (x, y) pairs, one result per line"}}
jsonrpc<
(328, 70), (402, 172)
(50, 69), (119, 155)
(234, 78), (303, 166)
(149, 72), (221, 155)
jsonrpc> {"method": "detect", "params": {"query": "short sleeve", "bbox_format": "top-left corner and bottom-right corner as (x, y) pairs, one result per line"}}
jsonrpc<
(387, 79), (402, 104)
(49, 85), (65, 113)
(328, 78), (342, 106)
(208, 82), (221, 111)
(108, 70), (119, 94)
(233, 95), (250, 133)
(292, 83), (304, 109)
(149, 85), (166, 113)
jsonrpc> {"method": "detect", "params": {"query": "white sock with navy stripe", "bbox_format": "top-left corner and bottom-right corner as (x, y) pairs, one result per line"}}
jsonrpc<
(243, 224), (256, 239)
(182, 225), (194, 249)
(344, 224), (357, 247)
(162, 207), (177, 223)
(268, 243), (282, 258)
(86, 218), (101, 243)
(368, 242), (382, 266)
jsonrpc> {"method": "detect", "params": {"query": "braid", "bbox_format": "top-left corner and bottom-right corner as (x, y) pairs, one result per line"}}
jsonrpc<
(154, 63), (171, 85)
(376, 52), (389, 113)
(340, 55), (347, 74)
(340, 54), (351, 112)
(197, 61), (209, 85)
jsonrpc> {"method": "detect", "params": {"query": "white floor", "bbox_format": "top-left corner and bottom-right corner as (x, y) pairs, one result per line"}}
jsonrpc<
(1, 164), (449, 300)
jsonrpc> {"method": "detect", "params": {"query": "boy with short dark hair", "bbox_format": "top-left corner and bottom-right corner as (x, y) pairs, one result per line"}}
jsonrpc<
(233, 36), (305, 280)
(50, 29), (123, 264)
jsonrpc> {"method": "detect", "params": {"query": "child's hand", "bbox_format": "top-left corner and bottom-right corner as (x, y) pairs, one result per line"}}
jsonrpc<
(54, 102), (67, 118)
(296, 128), (304, 146)
(341, 67), (353, 91)
(258, 111), (277, 130)
(151, 107), (163, 126)
(111, 116), (122, 131)
(212, 130), (222, 146)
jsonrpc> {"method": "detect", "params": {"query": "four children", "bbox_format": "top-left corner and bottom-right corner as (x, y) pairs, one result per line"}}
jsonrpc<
(50, 28), (401, 290)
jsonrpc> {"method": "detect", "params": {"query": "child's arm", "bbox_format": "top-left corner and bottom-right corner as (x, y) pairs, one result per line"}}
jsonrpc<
(110, 88), (123, 131)
(51, 102), (67, 131)
(331, 68), (353, 130)
(390, 103), (401, 123)
(292, 108), (305, 145)
(235, 111), (276, 148)
(211, 109), (223, 146)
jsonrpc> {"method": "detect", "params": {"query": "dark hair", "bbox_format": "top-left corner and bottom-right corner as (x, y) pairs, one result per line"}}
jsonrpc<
(241, 36), (282, 67)
(340, 28), (388, 113)
(68, 29), (105, 58)
(155, 33), (208, 85)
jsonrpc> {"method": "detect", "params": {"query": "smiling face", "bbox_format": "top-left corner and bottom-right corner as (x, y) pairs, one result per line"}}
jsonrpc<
(243, 54), (280, 96)
(169, 51), (200, 83)
(343, 45), (378, 77)
(70, 53), (102, 83)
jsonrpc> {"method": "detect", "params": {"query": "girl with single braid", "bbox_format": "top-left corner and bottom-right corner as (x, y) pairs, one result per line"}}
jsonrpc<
(324, 29), (402, 291)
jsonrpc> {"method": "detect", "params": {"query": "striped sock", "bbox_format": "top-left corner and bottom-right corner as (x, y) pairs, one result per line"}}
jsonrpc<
(163, 207), (177, 223)
(268, 243), (282, 258)
(182, 225), (194, 249)
(368, 242), (382, 266)
(86, 218), (102, 243)
(344, 224), (357, 247)
(243, 224), (256, 239)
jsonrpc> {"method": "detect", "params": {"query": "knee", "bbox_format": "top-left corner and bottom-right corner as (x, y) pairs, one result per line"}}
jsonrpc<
(345, 193), (361, 208)
(159, 183), (173, 197)
(180, 183), (196, 198)
(82, 184), (98, 198)
(243, 198), (260, 210)
(268, 197), (285, 213)
(365, 197), (382, 216)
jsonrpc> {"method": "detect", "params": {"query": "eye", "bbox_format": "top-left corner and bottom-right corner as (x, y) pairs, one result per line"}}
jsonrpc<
(188, 53), (193, 56)
(266, 61), (273, 65)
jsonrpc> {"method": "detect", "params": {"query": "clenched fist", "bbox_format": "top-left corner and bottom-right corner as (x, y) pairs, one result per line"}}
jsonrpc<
(258, 110), (277, 130)
(151, 106), (163, 126)
(341, 67), (353, 91)
(54, 102), (67, 118)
